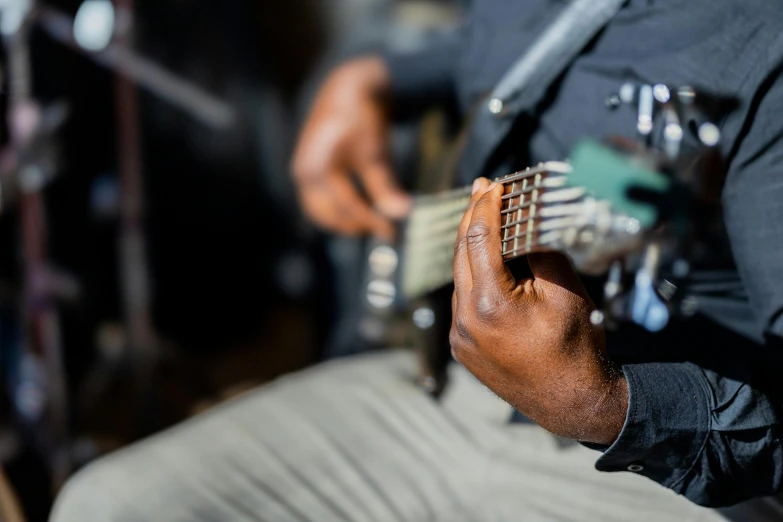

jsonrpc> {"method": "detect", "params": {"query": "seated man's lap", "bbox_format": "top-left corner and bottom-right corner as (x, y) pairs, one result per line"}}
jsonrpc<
(50, 351), (776, 522)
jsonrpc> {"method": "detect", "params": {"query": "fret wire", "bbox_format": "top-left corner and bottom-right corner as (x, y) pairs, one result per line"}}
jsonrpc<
(408, 185), (568, 244)
(409, 202), (583, 250)
(501, 215), (537, 231)
(403, 162), (573, 299)
(503, 181), (516, 255)
(407, 221), (558, 272)
(403, 229), (567, 299)
(501, 218), (580, 245)
(528, 174), (541, 252)
(502, 238), (545, 259)
(500, 176), (567, 200)
(500, 180), (549, 202)
(501, 198), (536, 216)
(501, 228), (566, 260)
(409, 198), (580, 246)
(501, 227), (535, 242)
(409, 208), (579, 254)
(495, 165), (550, 186)
(515, 178), (527, 256)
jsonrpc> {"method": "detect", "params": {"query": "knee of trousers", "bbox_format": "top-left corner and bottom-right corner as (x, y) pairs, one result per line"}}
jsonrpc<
(50, 461), (129, 522)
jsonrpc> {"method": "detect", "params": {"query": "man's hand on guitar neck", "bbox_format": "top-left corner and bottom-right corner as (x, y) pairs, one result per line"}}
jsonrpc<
(451, 178), (629, 446)
(292, 56), (412, 239)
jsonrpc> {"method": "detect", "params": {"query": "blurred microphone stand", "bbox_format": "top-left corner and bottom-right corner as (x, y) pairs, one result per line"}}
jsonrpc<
(110, 0), (159, 440)
(0, 0), (72, 491)
(34, 2), (238, 440)
(0, 0), (239, 492)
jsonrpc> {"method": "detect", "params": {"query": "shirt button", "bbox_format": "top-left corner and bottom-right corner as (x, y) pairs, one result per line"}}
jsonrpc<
(627, 463), (645, 473)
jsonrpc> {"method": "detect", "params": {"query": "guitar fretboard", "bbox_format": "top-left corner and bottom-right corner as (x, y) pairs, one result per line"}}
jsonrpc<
(402, 161), (583, 298)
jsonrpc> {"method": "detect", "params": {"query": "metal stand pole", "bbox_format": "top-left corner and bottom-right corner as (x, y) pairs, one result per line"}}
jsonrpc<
(113, 0), (159, 434)
(6, 12), (70, 489)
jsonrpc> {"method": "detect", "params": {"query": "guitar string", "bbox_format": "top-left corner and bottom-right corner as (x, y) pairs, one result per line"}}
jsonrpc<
(402, 166), (585, 296)
(407, 190), (584, 243)
(404, 217), (578, 257)
(408, 181), (579, 229)
(402, 229), (569, 296)
(406, 192), (584, 247)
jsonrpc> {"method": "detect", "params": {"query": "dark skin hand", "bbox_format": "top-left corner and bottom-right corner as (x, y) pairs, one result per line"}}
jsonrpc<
(292, 56), (411, 239)
(451, 178), (629, 445)
(295, 57), (626, 444)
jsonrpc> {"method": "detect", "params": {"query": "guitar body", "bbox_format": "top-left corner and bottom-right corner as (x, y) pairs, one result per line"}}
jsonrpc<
(351, 108), (464, 395)
(356, 236), (455, 397)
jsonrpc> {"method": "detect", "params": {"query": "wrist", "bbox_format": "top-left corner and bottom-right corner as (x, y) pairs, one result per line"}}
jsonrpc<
(580, 370), (629, 446)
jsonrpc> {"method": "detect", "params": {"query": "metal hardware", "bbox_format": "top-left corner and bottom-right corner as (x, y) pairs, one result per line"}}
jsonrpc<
(367, 280), (396, 309)
(619, 82), (635, 104)
(698, 122), (721, 147)
(652, 84), (670, 104)
(637, 84), (654, 136)
(413, 307), (436, 330)
(368, 245), (399, 278)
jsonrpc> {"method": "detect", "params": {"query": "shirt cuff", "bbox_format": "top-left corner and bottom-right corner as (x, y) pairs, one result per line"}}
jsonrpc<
(594, 362), (712, 493)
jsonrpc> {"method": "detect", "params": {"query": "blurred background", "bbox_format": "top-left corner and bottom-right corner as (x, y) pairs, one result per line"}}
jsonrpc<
(0, 0), (465, 519)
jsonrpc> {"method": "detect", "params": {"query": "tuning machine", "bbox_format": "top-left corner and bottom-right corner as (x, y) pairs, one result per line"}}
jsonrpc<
(609, 82), (732, 159)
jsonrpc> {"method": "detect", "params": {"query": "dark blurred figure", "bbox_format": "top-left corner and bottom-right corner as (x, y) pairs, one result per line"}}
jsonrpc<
(49, 0), (783, 521)
(3, 0), (397, 519)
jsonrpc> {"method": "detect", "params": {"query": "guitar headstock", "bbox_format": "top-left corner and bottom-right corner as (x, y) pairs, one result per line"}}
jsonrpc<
(529, 84), (737, 332)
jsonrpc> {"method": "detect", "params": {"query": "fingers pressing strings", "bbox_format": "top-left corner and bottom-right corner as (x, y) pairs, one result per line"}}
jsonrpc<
(465, 182), (517, 295)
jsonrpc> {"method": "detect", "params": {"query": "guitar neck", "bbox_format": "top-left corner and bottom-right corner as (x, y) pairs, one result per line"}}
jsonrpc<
(401, 161), (584, 299)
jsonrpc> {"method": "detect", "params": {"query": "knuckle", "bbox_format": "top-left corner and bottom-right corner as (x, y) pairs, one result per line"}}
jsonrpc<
(466, 221), (492, 247)
(453, 317), (475, 344)
(449, 329), (466, 361)
(474, 291), (503, 322)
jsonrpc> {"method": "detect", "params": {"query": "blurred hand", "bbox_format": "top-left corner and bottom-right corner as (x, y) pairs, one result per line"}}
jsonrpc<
(292, 56), (412, 238)
(450, 178), (628, 445)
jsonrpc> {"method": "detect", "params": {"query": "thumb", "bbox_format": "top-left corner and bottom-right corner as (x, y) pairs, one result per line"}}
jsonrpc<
(356, 161), (412, 219)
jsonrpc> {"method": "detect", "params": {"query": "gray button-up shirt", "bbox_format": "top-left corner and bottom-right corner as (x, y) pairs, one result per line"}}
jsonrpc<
(385, 0), (783, 508)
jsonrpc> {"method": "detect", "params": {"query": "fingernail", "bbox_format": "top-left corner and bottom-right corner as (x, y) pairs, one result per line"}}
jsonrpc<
(472, 179), (482, 195)
(379, 195), (413, 219)
(485, 181), (498, 193)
